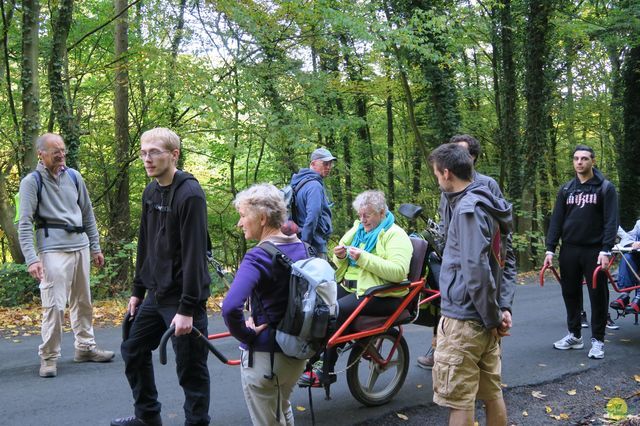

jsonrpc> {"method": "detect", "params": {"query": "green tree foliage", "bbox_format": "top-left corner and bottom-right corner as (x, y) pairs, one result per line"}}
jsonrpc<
(0, 0), (638, 302)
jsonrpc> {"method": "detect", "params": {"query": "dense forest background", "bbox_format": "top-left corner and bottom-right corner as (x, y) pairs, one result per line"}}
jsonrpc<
(0, 0), (639, 301)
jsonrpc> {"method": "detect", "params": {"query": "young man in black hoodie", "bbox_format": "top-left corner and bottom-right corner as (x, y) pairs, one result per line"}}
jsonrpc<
(112, 128), (211, 426)
(544, 145), (618, 360)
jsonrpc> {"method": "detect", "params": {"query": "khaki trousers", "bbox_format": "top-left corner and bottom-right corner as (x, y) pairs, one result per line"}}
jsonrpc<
(38, 247), (96, 360)
(240, 349), (306, 426)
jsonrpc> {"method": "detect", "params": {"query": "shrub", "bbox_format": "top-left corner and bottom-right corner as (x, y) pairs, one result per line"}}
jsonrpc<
(0, 263), (39, 307)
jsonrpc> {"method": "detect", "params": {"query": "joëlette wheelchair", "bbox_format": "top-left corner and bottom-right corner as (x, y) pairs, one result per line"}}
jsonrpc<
(143, 231), (441, 409)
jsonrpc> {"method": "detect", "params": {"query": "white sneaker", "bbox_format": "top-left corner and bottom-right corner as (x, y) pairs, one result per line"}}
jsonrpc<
(553, 333), (584, 350)
(588, 338), (604, 359)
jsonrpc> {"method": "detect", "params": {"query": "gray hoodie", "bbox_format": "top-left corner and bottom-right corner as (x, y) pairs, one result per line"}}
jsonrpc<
(18, 162), (101, 266)
(439, 181), (513, 329)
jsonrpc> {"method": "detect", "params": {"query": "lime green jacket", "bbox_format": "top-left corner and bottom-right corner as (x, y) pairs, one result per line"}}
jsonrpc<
(333, 221), (413, 297)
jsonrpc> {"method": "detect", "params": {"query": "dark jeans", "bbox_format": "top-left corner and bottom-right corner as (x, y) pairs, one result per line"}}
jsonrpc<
(324, 285), (403, 372)
(121, 293), (210, 425)
(559, 245), (608, 341)
(618, 252), (640, 296)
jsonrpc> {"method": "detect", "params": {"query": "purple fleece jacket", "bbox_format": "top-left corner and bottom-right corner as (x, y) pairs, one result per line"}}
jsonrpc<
(222, 236), (309, 352)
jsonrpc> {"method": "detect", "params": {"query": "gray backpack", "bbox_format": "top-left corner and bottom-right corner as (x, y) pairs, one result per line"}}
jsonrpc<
(258, 241), (338, 359)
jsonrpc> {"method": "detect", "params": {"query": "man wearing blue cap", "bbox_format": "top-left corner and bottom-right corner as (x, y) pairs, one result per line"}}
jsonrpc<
(288, 148), (337, 258)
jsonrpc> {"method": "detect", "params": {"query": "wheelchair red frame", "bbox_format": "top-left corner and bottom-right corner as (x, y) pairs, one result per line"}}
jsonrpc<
(157, 239), (440, 409)
(539, 247), (640, 324)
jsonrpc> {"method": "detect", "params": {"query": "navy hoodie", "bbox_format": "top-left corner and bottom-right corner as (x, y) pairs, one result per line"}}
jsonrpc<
(546, 168), (618, 253)
(290, 168), (333, 253)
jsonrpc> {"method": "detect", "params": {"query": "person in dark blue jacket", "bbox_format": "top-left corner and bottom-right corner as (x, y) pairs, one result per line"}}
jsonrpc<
(289, 148), (336, 258)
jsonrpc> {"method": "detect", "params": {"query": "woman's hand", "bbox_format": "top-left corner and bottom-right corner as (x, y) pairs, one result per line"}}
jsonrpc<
(245, 317), (268, 335)
(334, 245), (347, 259)
(632, 241), (640, 250)
(348, 246), (363, 261)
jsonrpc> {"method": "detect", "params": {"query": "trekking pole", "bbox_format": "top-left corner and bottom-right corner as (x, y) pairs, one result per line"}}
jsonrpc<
(158, 325), (231, 365)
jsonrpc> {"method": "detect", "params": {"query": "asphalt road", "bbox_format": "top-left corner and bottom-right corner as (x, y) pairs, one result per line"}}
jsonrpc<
(1, 279), (639, 426)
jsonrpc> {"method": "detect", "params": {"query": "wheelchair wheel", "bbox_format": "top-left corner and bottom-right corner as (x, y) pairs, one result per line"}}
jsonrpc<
(346, 328), (409, 406)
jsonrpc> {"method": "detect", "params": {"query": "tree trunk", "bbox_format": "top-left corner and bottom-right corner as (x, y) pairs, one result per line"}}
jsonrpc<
(619, 46), (640, 228)
(169, 0), (187, 170)
(521, 0), (553, 270)
(500, 0), (521, 200)
(386, 94), (395, 211)
(48, 0), (81, 169)
(20, 0), (39, 173)
(109, 0), (132, 290)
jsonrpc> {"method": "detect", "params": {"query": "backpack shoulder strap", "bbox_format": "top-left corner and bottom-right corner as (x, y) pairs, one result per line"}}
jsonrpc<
(258, 241), (294, 267)
(66, 168), (80, 189)
(292, 176), (315, 196)
(32, 170), (43, 202)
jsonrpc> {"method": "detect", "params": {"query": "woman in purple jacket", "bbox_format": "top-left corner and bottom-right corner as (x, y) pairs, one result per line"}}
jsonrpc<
(222, 183), (309, 426)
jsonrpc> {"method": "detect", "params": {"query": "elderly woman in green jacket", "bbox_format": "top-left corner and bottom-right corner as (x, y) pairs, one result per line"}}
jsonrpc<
(300, 190), (413, 387)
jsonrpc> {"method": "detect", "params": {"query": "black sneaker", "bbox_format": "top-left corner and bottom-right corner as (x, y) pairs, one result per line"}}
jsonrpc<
(606, 313), (620, 330)
(111, 415), (162, 426)
(580, 311), (589, 328)
(610, 293), (630, 310)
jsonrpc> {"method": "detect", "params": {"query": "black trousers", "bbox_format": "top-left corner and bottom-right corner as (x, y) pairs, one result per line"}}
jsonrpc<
(324, 286), (403, 372)
(559, 245), (609, 341)
(121, 293), (210, 425)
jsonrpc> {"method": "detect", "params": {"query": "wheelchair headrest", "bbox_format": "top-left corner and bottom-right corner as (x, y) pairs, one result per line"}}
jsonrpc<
(408, 237), (428, 282)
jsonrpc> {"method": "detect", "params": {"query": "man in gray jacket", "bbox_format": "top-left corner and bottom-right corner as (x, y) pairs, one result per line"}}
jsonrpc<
(419, 134), (517, 369)
(18, 133), (114, 378)
(428, 144), (513, 426)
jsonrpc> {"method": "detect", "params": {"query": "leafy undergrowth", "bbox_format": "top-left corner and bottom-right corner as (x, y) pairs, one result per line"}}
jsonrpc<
(359, 365), (640, 425)
(0, 295), (225, 341)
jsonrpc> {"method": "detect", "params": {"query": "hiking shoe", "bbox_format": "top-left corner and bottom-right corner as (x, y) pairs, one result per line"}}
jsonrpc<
(610, 293), (630, 310)
(39, 359), (57, 378)
(553, 333), (584, 350)
(74, 347), (115, 363)
(588, 338), (605, 359)
(111, 415), (162, 426)
(417, 347), (435, 370)
(625, 295), (640, 314)
(297, 368), (336, 387)
(580, 311), (589, 328)
(606, 313), (620, 330)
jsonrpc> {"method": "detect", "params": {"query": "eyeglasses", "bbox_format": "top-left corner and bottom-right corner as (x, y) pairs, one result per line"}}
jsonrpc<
(44, 149), (66, 156)
(139, 150), (170, 160)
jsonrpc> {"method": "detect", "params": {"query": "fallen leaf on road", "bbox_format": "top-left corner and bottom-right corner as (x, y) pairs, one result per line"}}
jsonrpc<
(296, 406), (306, 412)
(522, 411), (528, 417)
(634, 375), (640, 383)
(396, 413), (408, 420)
(595, 385), (602, 392)
(559, 413), (569, 419)
(567, 389), (577, 395)
(416, 384), (423, 389)
(545, 406), (552, 414)
(532, 391), (546, 399)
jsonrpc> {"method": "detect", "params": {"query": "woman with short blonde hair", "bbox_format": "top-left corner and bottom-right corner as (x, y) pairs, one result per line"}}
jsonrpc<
(223, 183), (310, 426)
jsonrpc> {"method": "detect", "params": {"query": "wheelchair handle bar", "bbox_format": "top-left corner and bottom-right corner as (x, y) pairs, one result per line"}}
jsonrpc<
(159, 325), (230, 365)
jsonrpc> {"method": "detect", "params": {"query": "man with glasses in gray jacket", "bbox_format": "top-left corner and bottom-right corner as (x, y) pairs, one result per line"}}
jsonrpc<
(18, 133), (114, 378)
